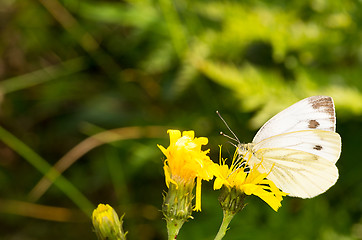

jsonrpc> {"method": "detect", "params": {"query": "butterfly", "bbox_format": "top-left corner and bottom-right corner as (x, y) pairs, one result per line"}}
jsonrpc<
(219, 96), (341, 198)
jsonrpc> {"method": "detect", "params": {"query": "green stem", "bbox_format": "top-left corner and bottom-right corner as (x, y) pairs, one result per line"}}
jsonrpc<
(0, 125), (94, 216)
(214, 210), (236, 240)
(166, 218), (185, 240)
(0, 57), (86, 94)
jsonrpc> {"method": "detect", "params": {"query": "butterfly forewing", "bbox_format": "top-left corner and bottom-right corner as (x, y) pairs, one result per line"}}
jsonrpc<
(252, 96), (336, 144)
(253, 130), (341, 164)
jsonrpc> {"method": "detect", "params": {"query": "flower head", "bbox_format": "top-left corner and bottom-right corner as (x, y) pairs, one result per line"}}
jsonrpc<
(158, 129), (215, 239)
(213, 147), (287, 212)
(92, 204), (126, 240)
(158, 129), (214, 212)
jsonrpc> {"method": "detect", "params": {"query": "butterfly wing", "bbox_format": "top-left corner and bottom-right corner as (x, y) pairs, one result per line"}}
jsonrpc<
(252, 96), (336, 144)
(250, 130), (341, 198)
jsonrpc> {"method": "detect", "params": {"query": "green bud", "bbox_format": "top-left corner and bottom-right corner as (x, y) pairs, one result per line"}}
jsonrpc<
(218, 186), (246, 215)
(92, 204), (127, 240)
(162, 181), (195, 239)
(162, 181), (194, 221)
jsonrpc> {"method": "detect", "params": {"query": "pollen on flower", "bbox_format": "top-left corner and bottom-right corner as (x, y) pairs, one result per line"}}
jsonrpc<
(213, 146), (287, 212)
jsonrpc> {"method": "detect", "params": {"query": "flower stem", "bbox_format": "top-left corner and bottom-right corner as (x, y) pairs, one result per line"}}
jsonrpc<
(166, 218), (185, 240)
(214, 210), (235, 240)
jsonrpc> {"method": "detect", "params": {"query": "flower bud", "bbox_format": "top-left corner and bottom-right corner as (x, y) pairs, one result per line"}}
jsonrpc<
(92, 204), (126, 240)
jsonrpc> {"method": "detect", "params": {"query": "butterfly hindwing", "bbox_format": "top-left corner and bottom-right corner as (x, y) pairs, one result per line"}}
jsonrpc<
(246, 129), (341, 198)
(254, 148), (339, 198)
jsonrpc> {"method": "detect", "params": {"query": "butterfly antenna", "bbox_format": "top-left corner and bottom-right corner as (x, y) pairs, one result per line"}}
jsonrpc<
(216, 111), (240, 144)
(220, 132), (237, 142)
(227, 140), (238, 149)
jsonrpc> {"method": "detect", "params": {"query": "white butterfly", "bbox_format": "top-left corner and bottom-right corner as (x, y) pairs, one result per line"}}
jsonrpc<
(222, 96), (341, 198)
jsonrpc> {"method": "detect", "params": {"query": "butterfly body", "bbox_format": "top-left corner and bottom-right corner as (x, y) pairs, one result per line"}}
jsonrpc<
(235, 96), (341, 199)
(237, 143), (253, 158)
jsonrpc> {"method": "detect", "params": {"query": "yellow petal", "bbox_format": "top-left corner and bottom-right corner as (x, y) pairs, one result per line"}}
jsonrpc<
(194, 136), (208, 147)
(194, 177), (202, 211)
(182, 130), (195, 139)
(252, 188), (282, 211)
(167, 130), (181, 145)
(163, 164), (178, 189)
(157, 144), (168, 157)
(242, 183), (259, 195)
(214, 178), (224, 190)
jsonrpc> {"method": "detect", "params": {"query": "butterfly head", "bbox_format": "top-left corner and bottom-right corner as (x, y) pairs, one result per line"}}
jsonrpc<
(236, 143), (254, 162)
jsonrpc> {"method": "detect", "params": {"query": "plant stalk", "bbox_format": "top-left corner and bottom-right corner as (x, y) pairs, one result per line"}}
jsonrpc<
(214, 210), (235, 240)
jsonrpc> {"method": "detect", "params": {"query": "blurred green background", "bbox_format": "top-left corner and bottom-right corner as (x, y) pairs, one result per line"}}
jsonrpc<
(0, 0), (362, 239)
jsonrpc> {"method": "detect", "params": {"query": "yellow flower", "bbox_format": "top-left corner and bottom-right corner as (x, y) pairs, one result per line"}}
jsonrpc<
(158, 129), (214, 212)
(92, 204), (126, 240)
(213, 147), (287, 212)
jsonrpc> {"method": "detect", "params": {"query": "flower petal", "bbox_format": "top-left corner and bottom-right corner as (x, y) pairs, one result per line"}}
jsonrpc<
(167, 130), (182, 145)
